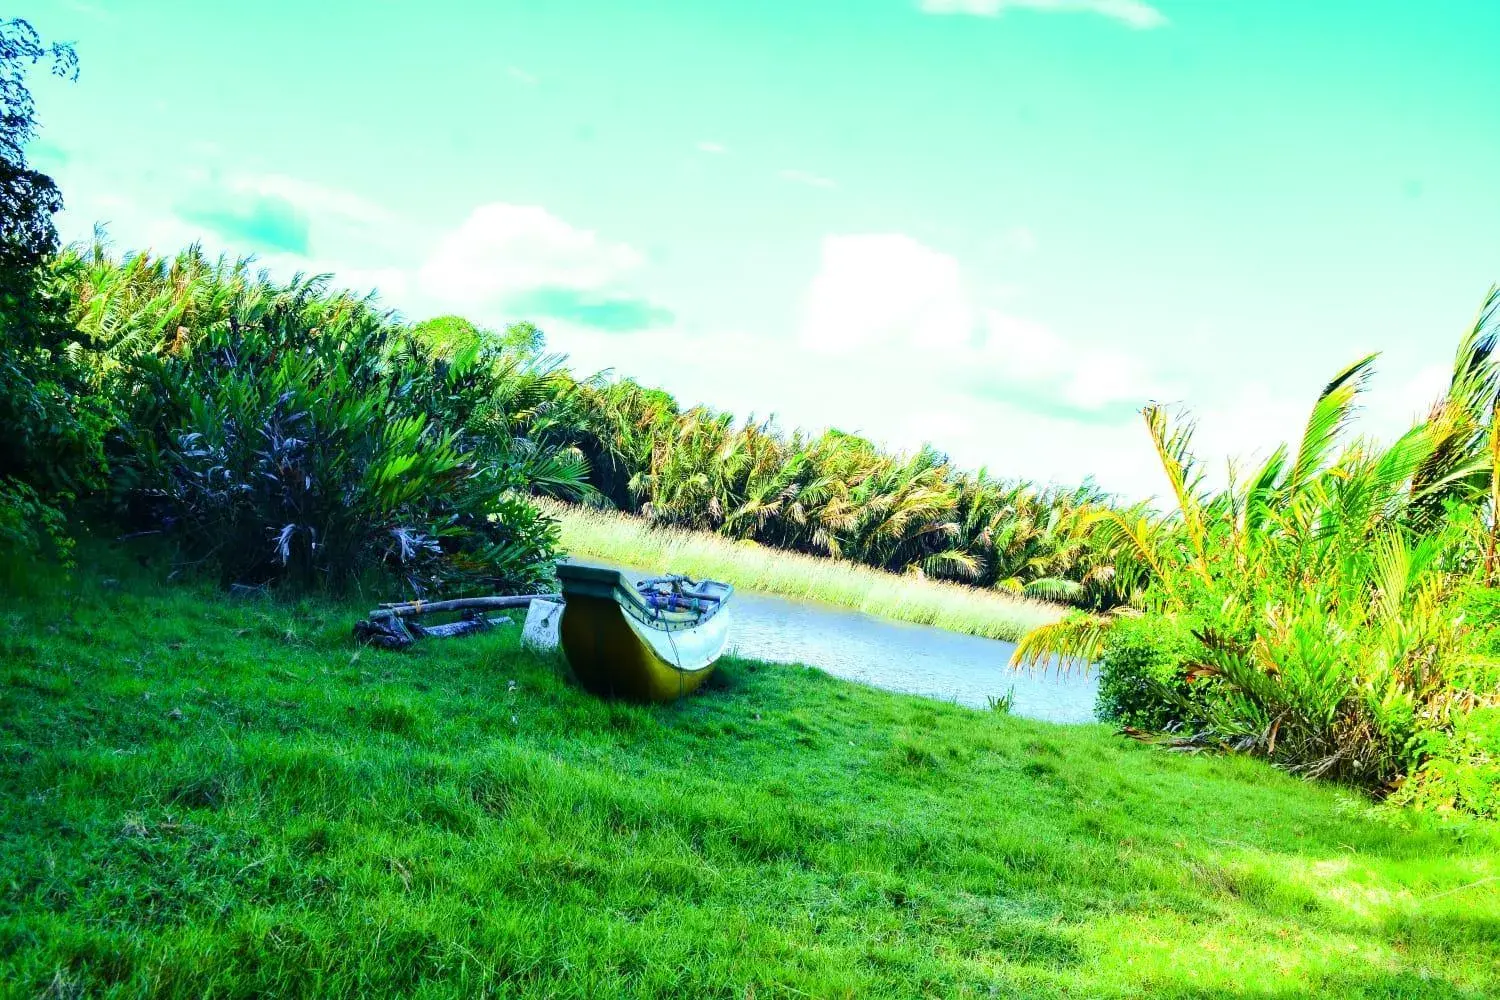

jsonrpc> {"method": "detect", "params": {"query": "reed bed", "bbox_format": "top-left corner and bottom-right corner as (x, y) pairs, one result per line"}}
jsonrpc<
(549, 502), (1067, 642)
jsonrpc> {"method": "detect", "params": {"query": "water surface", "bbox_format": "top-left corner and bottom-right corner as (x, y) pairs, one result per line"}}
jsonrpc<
(727, 590), (1097, 724)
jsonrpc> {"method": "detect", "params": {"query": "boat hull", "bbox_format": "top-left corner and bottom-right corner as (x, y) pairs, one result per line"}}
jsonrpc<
(555, 563), (733, 703)
(561, 599), (729, 701)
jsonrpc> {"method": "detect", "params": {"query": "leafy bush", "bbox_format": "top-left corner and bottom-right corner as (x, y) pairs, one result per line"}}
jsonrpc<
(1095, 614), (1198, 730)
(1390, 587), (1500, 817)
(0, 477), (72, 571)
(1019, 289), (1500, 806)
(113, 276), (560, 593)
(1392, 708), (1500, 818)
(0, 279), (108, 502)
(1459, 584), (1500, 654)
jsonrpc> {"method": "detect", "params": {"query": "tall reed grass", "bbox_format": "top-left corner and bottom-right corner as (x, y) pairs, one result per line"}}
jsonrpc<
(549, 502), (1066, 641)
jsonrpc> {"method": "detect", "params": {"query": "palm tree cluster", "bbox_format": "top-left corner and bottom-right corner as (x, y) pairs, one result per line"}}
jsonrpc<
(1017, 289), (1500, 808)
(551, 380), (1127, 607)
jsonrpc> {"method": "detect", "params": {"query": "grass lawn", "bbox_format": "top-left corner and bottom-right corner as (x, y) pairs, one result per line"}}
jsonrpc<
(1, 557), (1497, 998)
(550, 502), (1064, 643)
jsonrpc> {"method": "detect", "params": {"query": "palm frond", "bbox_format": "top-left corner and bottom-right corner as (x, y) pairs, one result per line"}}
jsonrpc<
(1287, 353), (1378, 496)
(1011, 613), (1117, 675)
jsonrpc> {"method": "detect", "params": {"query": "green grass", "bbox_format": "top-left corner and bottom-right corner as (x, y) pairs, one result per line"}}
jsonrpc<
(552, 502), (1065, 642)
(2, 558), (1498, 998)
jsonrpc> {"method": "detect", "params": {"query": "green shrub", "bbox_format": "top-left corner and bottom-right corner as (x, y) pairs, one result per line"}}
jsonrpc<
(112, 278), (560, 593)
(1460, 585), (1500, 655)
(0, 303), (108, 505)
(1095, 613), (1198, 730)
(1389, 586), (1500, 817)
(1019, 297), (1500, 807)
(0, 202), (110, 546)
(1392, 708), (1500, 818)
(0, 477), (73, 571)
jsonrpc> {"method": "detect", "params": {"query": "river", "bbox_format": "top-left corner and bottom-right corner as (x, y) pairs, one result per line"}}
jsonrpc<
(727, 590), (1098, 724)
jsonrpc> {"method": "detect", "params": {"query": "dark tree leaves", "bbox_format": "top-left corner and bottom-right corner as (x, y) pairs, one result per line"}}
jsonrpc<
(0, 18), (95, 511)
(0, 18), (77, 288)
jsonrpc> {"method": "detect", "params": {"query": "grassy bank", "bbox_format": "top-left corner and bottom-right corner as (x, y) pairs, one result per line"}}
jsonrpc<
(553, 503), (1065, 642)
(2, 559), (1498, 998)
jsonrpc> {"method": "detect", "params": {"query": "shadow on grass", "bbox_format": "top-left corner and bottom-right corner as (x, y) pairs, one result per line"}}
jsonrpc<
(1166, 969), (1489, 1000)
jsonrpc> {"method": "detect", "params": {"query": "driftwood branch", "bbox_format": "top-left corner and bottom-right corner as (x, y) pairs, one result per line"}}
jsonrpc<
(368, 594), (561, 622)
(355, 610), (517, 650)
(410, 615), (504, 640)
(355, 594), (562, 650)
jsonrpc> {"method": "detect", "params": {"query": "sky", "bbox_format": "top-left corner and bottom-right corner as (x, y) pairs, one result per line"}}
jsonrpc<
(19, 0), (1500, 501)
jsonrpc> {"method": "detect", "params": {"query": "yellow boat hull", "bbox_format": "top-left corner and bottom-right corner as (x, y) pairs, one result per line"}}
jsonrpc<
(559, 595), (717, 702)
(555, 562), (733, 703)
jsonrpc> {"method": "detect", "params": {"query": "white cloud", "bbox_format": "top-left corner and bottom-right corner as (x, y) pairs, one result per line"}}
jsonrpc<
(507, 66), (539, 86)
(978, 310), (1163, 409)
(778, 168), (838, 190)
(799, 232), (1164, 413)
(775, 230), (1190, 499)
(235, 174), (393, 226)
(800, 234), (974, 354)
(696, 140), (728, 154)
(416, 203), (644, 311)
(1363, 361), (1449, 440)
(918, 0), (1167, 29)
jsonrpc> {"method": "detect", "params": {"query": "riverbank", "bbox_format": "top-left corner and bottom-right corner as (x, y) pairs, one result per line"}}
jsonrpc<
(551, 502), (1066, 642)
(2, 559), (1497, 998)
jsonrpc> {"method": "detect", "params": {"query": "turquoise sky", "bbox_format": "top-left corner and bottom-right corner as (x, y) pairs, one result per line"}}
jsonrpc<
(21, 0), (1500, 499)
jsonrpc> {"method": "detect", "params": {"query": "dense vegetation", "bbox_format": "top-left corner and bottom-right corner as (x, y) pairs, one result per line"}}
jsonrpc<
(36, 239), (1117, 605)
(1019, 297), (1500, 815)
(552, 380), (1127, 606)
(3, 559), (1497, 998)
(0, 20), (95, 570)
(552, 501), (1065, 641)
(56, 247), (590, 594)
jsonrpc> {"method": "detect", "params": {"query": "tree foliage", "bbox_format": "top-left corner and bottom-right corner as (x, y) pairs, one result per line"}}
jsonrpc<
(1, 17), (76, 289)
(0, 18), (94, 561)
(548, 387), (1129, 606)
(57, 244), (576, 593)
(1017, 287), (1500, 801)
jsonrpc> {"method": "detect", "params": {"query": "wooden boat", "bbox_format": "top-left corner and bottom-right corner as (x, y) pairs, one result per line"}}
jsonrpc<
(555, 562), (734, 702)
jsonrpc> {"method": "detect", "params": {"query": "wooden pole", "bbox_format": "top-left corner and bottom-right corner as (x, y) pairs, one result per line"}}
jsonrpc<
(367, 595), (561, 622)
